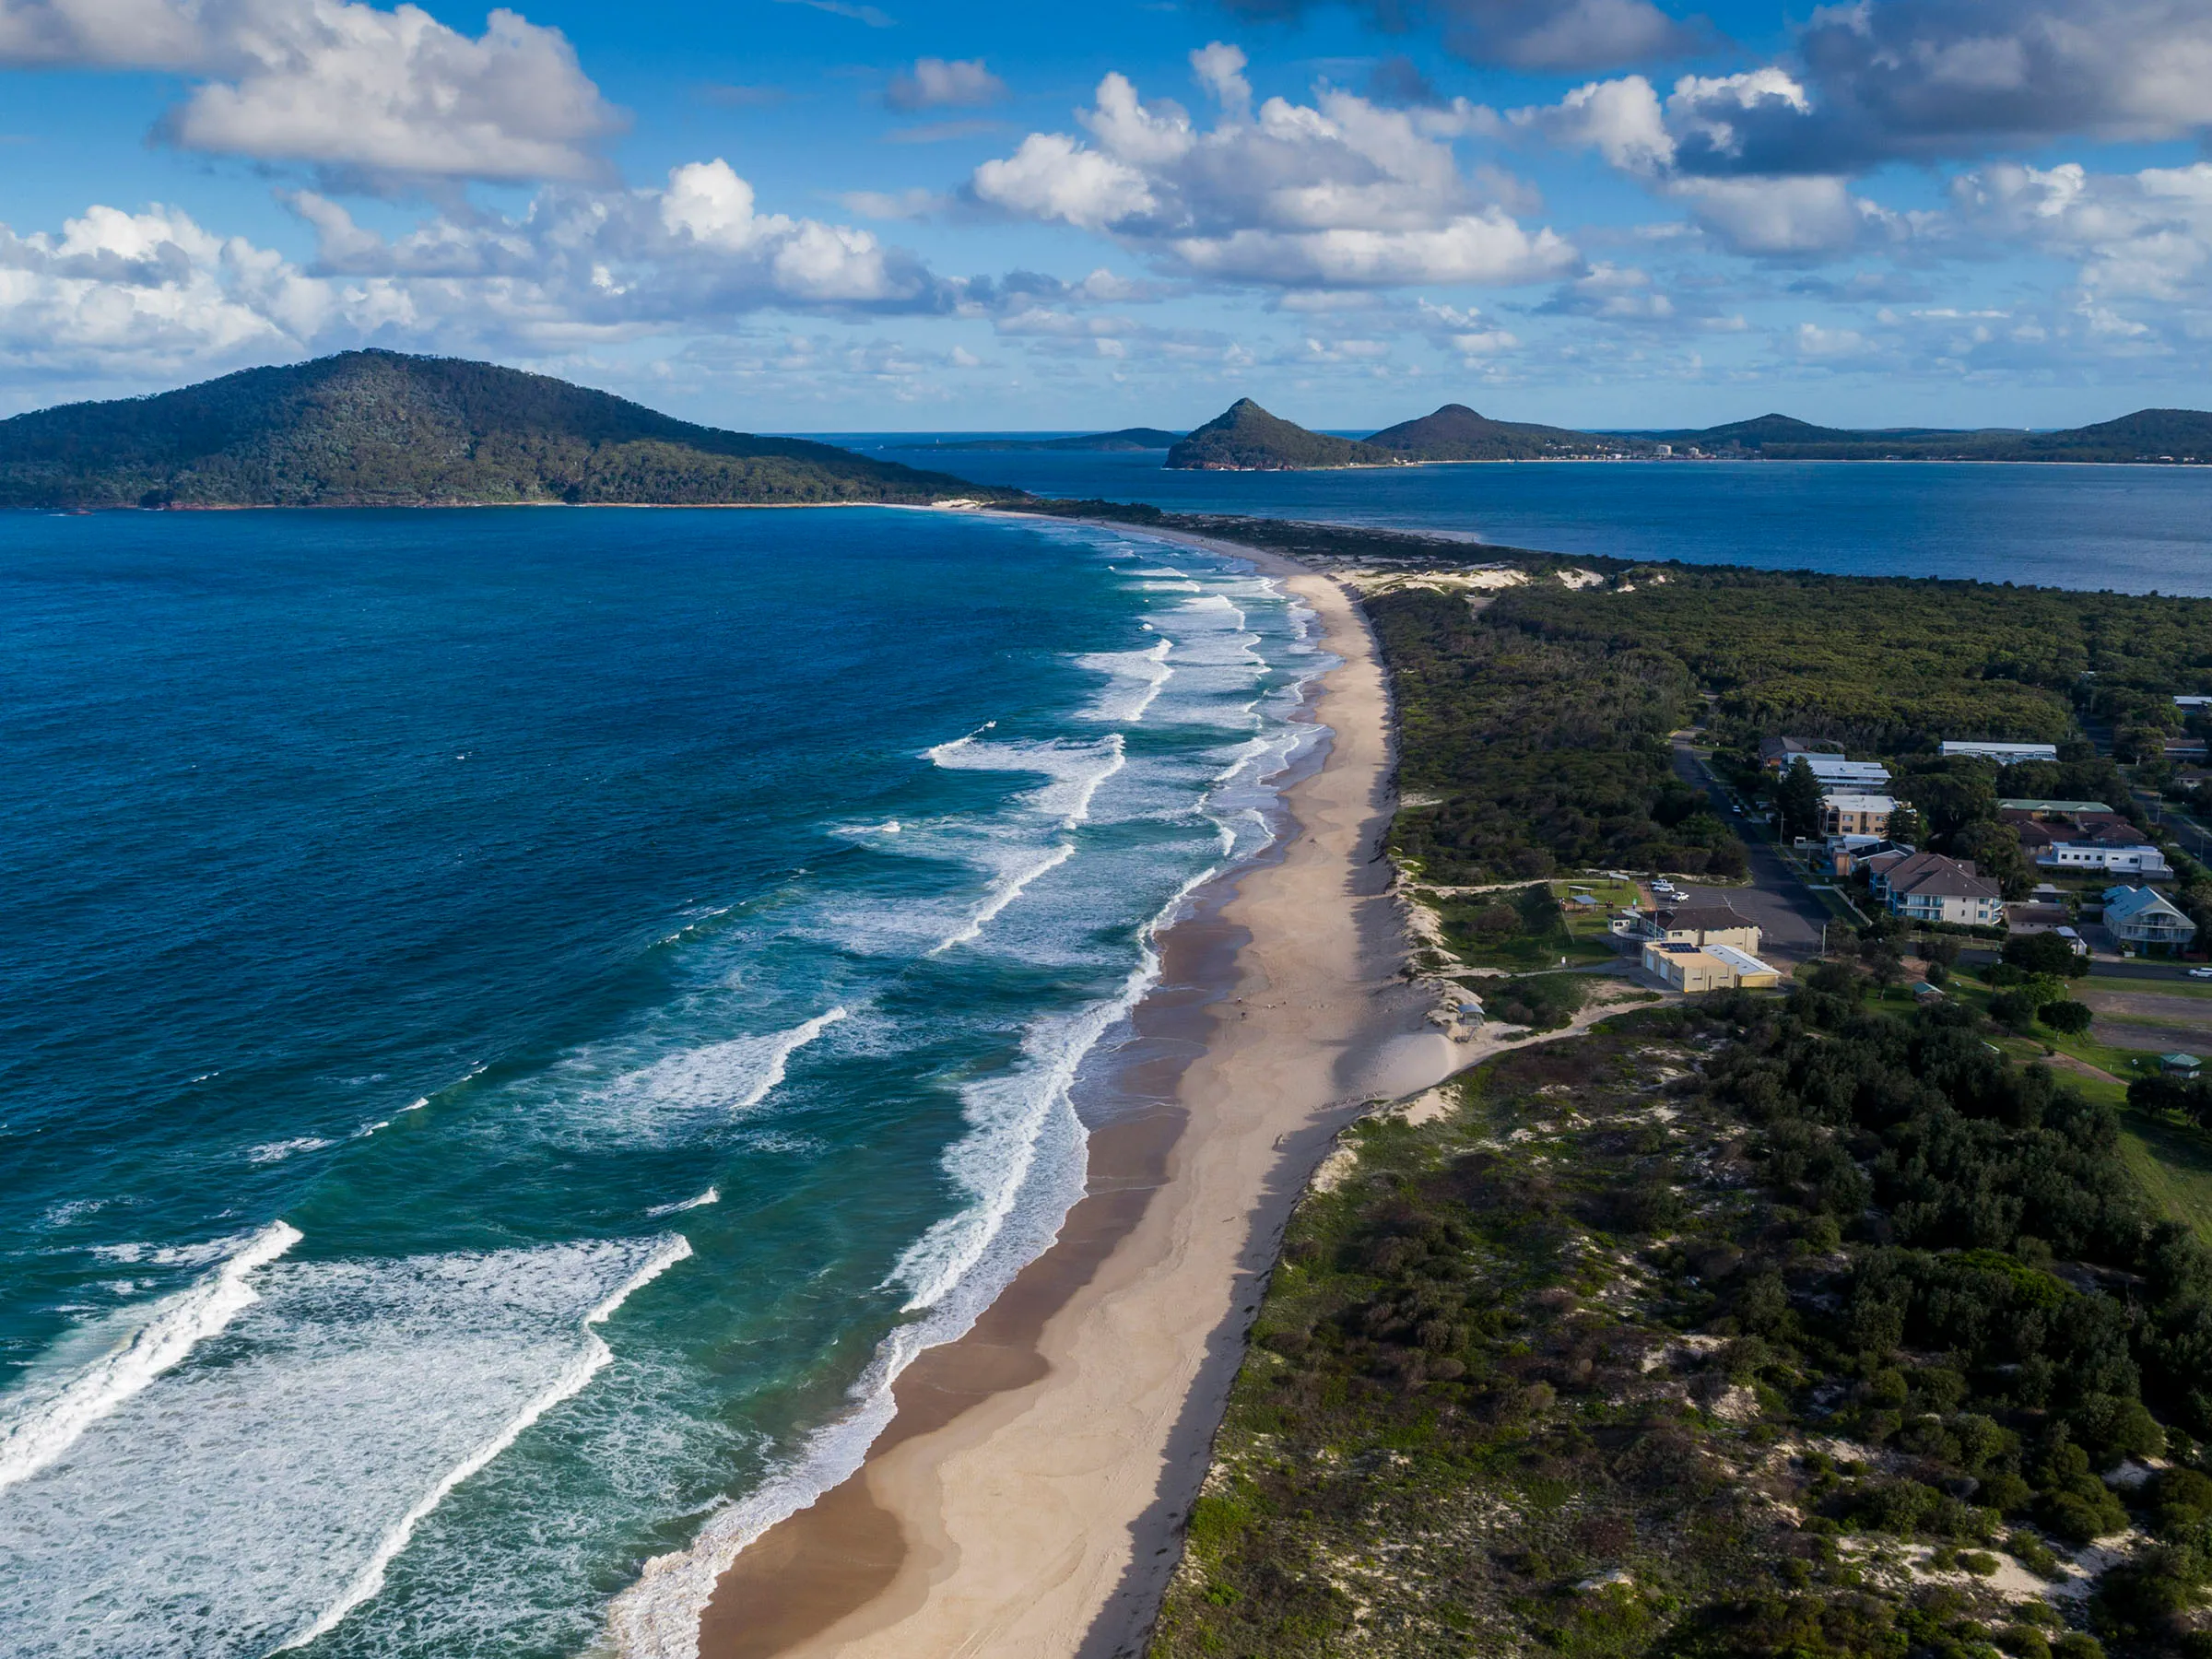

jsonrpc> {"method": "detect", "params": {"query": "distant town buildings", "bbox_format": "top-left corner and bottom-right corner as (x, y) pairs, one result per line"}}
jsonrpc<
(1941, 740), (2061, 761)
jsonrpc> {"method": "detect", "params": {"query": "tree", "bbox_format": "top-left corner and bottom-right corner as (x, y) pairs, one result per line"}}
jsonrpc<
(2005, 930), (2089, 978)
(1778, 757), (1825, 841)
(1951, 819), (2032, 899)
(1887, 799), (1926, 847)
(1989, 990), (2040, 1030)
(2038, 1000), (2093, 1035)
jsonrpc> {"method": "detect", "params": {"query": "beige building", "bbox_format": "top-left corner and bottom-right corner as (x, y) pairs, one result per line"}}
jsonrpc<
(1820, 793), (1896, 838)
(1642, 940), (1783, 992)
(1640, 898), (1762, 955)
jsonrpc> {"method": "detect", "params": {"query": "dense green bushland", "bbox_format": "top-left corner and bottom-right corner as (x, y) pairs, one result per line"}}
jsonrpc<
(1490, 570), (2212, 750)
(1372, 587), (1747, 880)
(0, 351), (995, 508)
(1151, 982), (2212, 1659)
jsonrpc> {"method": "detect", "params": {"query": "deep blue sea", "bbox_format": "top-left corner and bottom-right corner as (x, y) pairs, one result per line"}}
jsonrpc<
(836, 441), (2212, 595)
(6, 455), (2212, 1658)
(0, 507), (1322, 1658)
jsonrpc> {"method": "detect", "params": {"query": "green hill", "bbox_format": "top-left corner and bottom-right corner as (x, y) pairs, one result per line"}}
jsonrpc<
(1166, 399), (1398, 471)
(0, 351), (998, 509)
(1364, 403), (1648, 461)
(908, 427), (1183, 453)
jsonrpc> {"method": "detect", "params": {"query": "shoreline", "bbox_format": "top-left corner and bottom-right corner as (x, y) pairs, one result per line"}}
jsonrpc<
(690, 525), (1460, 1659)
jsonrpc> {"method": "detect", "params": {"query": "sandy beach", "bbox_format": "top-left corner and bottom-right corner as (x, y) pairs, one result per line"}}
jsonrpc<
(692, 527), (1458, 1659)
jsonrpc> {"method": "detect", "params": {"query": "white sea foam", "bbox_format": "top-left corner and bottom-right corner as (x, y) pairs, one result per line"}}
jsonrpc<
(245, 1136), (335, 1164)
(276, 1235), (694, 1651)
(604, 858), (1214, 1659)
(600, 1008), (848, 1134)
(1075, 638), (1173, 724)
(0, 1237), (685, 1659)
(0, 1219), (300, 1494)
(646, 1188), (720, 1217)
(927, 840), (1074, 955)
(928, 731), (1127, 828)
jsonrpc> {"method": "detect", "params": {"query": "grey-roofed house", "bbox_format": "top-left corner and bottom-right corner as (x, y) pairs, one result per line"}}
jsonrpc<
(1883, 853), (2004, 926)
(2103, 886), (2198, 954)
(1613, 897), (1762, 956)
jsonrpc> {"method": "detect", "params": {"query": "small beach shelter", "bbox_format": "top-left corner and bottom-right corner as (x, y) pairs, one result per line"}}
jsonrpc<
(2163, 1053), (2204, 1077)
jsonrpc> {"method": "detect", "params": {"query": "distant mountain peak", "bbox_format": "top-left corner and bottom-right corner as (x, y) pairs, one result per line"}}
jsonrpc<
(1168, 399), (1397, 471)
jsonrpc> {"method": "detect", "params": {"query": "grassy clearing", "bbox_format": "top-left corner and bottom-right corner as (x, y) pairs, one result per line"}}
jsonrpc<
(2118, 1112), (2212, 1243)
(1433, 882), (1618, 972)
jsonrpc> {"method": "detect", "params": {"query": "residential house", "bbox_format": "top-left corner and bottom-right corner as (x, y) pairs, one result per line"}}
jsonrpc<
(1614, 898), (1762, 955)
(2177, 697), (2212, 712)
(2103, 886), (2199, 954)
(1941, 740), (2061, 761)
(1641, 940), (1783, 992)
(1879, 853), (2005, 925)
(1821, 793), (1896, 838)
(1759, 735), (1818, 769)
(1804, 756), (1893, 788)
(2040, 819), (2172, 877)
(1999, 799), (2117, 818)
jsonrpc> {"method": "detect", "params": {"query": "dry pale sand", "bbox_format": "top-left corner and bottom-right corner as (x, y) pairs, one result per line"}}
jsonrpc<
(694, 525), (1461, 1659)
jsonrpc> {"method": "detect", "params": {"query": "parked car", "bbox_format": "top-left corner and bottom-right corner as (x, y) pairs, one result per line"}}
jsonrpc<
(2192, 966), (2212, 979)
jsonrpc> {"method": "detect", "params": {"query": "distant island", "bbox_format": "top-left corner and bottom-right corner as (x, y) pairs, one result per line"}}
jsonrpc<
(896, 428), (1183, 453)
(1165, 399), (1402, 471)
(1151, 396), (2212, 470)
(0, 351), (1000, 509)
(1626, 407), (2212, 462)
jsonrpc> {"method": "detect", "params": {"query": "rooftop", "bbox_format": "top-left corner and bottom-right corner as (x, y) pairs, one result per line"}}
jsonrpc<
(2000, 799), (2115, 814)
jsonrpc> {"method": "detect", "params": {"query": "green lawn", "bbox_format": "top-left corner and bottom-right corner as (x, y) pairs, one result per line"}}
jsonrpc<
(2120, 1113), (2212, 1243)
(1434, 882), (1620, 971)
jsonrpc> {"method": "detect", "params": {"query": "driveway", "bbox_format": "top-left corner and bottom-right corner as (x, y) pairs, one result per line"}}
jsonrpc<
(1669, 735), (1831, 962)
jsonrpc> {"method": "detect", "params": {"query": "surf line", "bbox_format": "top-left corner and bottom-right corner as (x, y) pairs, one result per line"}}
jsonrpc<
(0, 1220), (302, 1493)
(275, 1234), (697, 1653)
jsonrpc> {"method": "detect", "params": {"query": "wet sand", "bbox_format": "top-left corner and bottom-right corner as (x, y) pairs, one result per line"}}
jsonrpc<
(696, 529), (1453, 1659)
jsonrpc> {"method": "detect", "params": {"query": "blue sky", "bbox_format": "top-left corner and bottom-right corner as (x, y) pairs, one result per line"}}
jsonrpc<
(3, 0), (2211, 430)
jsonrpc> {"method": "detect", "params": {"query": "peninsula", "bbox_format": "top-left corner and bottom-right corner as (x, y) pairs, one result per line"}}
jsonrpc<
(0, 351), (996, 509)
(896, 428), (1183, 453)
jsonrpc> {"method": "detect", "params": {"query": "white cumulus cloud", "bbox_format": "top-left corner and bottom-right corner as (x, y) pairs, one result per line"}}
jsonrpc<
(0, 0), (623, 182)
(971, 45), (1576, 289)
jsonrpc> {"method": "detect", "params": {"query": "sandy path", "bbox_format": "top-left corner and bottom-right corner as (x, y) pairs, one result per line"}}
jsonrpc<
(696, 528), (1454, 1659)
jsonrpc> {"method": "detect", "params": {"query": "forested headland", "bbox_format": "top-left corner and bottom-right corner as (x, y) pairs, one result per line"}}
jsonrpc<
(0, 351), (1000, 509)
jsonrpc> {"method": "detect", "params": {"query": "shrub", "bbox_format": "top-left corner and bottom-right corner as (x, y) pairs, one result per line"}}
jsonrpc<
(2038, 1000), (2094, 1035)
(2006, 931), (2091, 979)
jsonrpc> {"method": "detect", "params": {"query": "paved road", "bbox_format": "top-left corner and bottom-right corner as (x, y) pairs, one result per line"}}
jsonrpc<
(1670, 735), (1831, 961)
(1958, 947), (2211, 985)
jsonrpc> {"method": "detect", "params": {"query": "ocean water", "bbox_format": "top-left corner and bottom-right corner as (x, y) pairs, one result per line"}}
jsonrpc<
(838, 440), (2212, 596)
(0, 507), (1324, 1659)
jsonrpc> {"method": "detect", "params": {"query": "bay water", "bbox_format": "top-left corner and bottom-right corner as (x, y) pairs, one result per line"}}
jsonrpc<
(843, 443), (2212, 596)
(0, 506), (1321, 1658)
